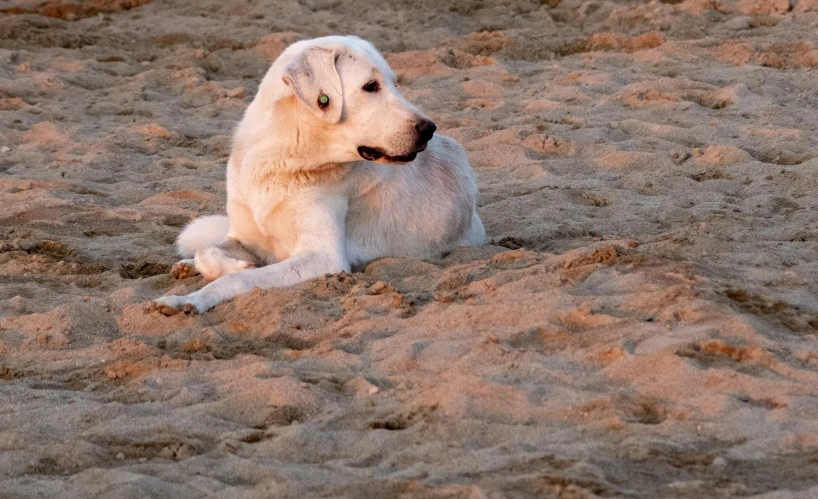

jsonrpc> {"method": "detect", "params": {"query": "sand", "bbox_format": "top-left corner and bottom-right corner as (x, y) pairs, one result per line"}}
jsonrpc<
(2, 0), (818, 496)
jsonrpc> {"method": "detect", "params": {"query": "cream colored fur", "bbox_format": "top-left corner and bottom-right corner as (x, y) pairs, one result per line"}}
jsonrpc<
(153, 35), (484, 314)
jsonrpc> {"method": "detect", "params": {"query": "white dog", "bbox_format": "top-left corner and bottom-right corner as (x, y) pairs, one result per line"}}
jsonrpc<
(151, 35), (484, 315)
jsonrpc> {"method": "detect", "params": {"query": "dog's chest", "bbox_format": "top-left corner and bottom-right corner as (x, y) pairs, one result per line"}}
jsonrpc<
(343, 168), (450, 264)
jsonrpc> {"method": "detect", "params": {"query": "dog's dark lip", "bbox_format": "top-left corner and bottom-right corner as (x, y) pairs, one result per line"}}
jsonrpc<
(358, 143), (427, 164)
(357, 146), (384, 162)
(390, 151), (418, 163)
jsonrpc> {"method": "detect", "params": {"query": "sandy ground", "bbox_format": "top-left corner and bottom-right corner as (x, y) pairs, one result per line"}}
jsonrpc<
(2, 0), (818, 497)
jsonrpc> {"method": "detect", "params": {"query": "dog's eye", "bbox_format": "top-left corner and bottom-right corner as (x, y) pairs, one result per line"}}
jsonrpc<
(362, 80), (380, 93)
(317, 93), (330, 109)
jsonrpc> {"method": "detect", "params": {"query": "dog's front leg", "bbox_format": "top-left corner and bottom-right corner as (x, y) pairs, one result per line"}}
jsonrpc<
(154, 251), (348, 314)
(152, 193), (349, 315)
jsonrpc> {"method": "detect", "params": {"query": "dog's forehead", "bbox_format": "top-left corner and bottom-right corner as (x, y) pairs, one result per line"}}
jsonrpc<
(338, 40), (396, 81)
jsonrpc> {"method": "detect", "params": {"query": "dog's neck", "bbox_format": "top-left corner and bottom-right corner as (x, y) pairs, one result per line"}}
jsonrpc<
(233, 94), (351, 184)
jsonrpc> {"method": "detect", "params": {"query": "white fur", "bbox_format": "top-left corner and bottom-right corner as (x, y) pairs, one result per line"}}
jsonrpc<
(176, 215), (230, 258)
(154, 35), (485, 314)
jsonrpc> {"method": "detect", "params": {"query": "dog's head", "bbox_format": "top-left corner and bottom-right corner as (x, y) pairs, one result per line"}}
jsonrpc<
(264, 36), (435, 165)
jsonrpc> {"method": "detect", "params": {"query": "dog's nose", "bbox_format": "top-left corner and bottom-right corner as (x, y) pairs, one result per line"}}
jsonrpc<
(415, 119), (436, 142)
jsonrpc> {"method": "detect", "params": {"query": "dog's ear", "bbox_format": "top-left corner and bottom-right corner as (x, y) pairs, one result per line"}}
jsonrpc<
(282, 47), (343, 124)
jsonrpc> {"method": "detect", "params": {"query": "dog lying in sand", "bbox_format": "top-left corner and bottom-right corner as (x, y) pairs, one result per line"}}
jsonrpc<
(150, 35), (484, 315)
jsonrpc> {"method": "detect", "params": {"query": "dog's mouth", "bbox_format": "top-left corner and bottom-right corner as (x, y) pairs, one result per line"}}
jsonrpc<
(358, 143), (427, 164)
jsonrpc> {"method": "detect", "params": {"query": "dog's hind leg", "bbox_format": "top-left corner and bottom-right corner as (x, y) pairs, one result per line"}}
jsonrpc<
(191, 240), (263, 282)
(171, 258), (199, 279)
(171, 214), (247, 280)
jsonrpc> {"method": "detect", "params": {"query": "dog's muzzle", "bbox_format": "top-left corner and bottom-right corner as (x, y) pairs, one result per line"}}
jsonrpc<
(357, 145), (426, 163)
(358, 119), (436, 164)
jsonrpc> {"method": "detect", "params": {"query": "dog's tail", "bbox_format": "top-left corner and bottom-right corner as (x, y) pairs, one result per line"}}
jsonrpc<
(176, 215), (230, 258)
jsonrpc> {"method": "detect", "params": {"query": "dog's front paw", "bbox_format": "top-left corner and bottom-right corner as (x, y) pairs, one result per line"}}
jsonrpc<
(170, 259), (199, 279)
(145, 295), (202, 316)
